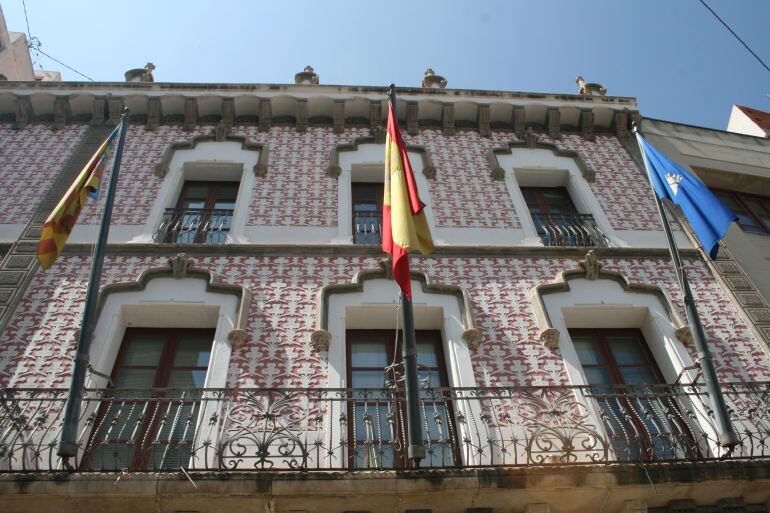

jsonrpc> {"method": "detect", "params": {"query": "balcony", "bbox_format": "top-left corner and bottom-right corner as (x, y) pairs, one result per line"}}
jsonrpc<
(353, 210), (382, 245)
(1, 382), (768, 472)
(155, 208), (233, 244)
(531, 213), (610, 247)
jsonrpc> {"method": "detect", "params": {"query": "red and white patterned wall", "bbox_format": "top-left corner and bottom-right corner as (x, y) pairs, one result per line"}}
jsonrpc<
(2, 254), (766, 389)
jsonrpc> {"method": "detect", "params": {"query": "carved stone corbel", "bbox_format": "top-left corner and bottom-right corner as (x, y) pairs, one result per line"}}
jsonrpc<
(311, 329), (332, 351)
(253, 145), (270, 177)
(579, 250), (602, 280)
(478, 104), (490, 137)
(333, 100), (345, 134)
(546, 108), (561, 137)
(258, 98), (271, 132)
(442, 103), (455, 135)
(406, 101), (419, 136)
(183, 98), (198, 131)
(90, 97), (107, 127)
(212, 121), (230, 142)
(579, 109), (595, 141)
(613, 110), (629, 137)
(296, 99), (308, 132)
(675, 326), (693, 347)
(540, 328), (561, 351)
(13, 96), (32, 130)
(53, 96), (70, 130)
(227, 329), (248, 349)
(146, 97), (162, 131)
(169, 253), (196, 278)
(107, 97), (124, 126)
(512, 106), (526, 135)
(523, 126), (538, 149)
(463, 328), (484, 350)
(490, 165), (505, 181)
(221, 97), (235, 130)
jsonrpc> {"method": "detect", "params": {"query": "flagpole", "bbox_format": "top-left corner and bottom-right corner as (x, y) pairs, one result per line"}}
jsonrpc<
(388, 84), (426, 466)
(58, 108), (131, 462)
(633, 125), (738, 450)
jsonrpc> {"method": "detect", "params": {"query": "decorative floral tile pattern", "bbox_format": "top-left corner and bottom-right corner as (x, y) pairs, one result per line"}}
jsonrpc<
(0, 124), (86, 224)
(2, 255), (766, 389)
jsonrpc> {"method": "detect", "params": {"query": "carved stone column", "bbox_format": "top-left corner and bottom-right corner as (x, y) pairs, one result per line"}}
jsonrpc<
(442, 103), (455, 135)
(106, 97), (124, 126)
(478, 104), (490, 137)
(613, 110), (629, 137)
(296, 99), (308, 132)
(546, 108), (561, 136)
(258, 98), (271, 132)
(221, 97), (235, 130)
(333, 100), (345, 134)
(512, 106), (526, 135)
(90, 97), (107, 127)
(579, 109), (594, 140)
(146, 97), (162, 131)
(53, 96), (70, 131)
(13, 96), (32, 130)
(406, 101), (419, 135)
(183, 97), (198, 131)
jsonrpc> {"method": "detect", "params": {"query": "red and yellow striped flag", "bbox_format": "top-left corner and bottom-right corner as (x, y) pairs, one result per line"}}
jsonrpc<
(382, 99), (434, 299)
(36, 125), (120, 269)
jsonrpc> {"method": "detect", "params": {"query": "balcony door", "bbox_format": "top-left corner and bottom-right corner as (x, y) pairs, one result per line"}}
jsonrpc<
(346, 329), (457, 468)
(522, 187), (606, 247)
(569, 328), (697, 460)
(352, 182), (383, 245)
(161, 181), (238, 243)
(84, 328), (213, 471)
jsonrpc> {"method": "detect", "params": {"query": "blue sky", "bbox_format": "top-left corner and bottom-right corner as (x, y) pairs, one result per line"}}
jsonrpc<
(3, 0), (768, 130)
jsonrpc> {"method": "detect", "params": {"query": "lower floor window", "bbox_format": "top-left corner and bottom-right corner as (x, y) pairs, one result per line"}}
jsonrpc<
(346, 329), (457, 468)
(83, 328), (214, 470)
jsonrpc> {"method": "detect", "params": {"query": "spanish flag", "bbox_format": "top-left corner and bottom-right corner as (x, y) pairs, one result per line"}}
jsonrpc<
(382, 97), (434, 299)
(36, 125), (120, 269)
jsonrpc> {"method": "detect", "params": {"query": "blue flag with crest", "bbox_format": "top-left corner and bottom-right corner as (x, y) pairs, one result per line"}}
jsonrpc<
(636, 134), (737, 259)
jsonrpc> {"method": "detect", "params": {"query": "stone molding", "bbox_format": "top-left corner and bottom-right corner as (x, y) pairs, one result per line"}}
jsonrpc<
(153, 129), (269, 178)
(530, 252), (690, 343)
(95, 253), (251, 339)
(326, 135), (437, 179)
(487, 135), (596, 182)
(313, 262), (480, 348)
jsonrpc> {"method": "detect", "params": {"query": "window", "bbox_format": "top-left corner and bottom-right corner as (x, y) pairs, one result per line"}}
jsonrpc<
(713, 189), (770, 235)
(346, 329), (456, 468)
(351, 182), (383, 245)
(157, 181), (238, 243)
(521, 187), (608, 247)
(569, 328), (696, 460)
(84, 328), (213, 471)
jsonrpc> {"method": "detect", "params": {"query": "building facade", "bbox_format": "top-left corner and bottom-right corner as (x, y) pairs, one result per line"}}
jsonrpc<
(0, 75), (769, 513)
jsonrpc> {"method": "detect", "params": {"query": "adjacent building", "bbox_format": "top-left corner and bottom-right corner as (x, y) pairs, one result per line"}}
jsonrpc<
(0, 70), (769, 513)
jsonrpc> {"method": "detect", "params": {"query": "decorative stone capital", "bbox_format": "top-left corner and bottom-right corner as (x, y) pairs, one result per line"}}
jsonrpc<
(540, 328), (560, 351)
(168, 253), (196, 278)
(523, 126), (538, 149)
(227, 329), (248, 349)
(462, 328), (484, 350)
(311, 329), (332, 351)
(212, 122), (231, 142)
(675, 326), (693, 347)
(579, 250), (602, 280)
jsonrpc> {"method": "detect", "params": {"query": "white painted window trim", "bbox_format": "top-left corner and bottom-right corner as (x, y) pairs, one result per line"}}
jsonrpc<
(132, 140), (259, 243)
(496, 148), (624, 247)
(333, 143), (442, 244)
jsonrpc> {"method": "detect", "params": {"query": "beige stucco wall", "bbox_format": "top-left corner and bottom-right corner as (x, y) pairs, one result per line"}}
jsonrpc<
(0, 5), (35, 81)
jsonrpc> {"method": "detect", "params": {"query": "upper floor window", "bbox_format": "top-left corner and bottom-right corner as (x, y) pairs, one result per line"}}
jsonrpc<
(157, 181), (238, 243)
(713, 189), (770, 235)
(352, 182), (383, 245)
(521, 187), (609, 247)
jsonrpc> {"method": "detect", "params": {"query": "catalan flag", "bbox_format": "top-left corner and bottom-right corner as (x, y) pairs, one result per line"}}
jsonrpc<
(382, 96), (434, 299)
(36, 125), (120, 269)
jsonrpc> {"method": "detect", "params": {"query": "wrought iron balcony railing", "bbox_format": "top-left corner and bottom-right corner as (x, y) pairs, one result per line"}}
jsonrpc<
(353, 210), (382, 245)
(1, 383), (768, 472)
(155, 208), (234, 244)
(532, 213), (610, 247)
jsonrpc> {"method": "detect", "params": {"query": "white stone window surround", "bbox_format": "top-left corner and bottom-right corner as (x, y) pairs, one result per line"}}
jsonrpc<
(531, 267), (723, 458)
(496, 148), (623, 247)
(333, 143), (442, 244)
(132, 140), (259, 244)
(74, 260), (250, 469)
